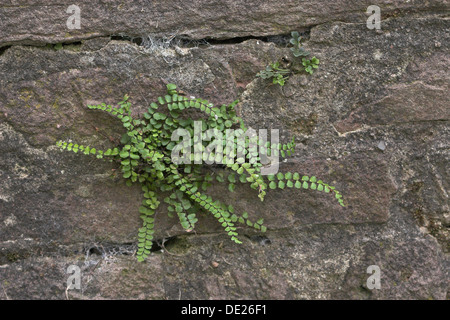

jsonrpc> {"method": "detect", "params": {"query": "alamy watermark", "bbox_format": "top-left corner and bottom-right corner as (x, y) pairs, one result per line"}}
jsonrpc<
(366, 265), (381, 289)
(66, 5), (81, 30)
(170, 120), (281, 175)
(366, 5), (381, 30)
(66, 265), (81, 290)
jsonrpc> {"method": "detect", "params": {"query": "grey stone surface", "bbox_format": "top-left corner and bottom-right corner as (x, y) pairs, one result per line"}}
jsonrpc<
(1, 0), (448, 47)
(0, 2), (449, 300)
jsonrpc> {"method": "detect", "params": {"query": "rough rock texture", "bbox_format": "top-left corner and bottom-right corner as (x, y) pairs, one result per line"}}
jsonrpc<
(1, 0), (448, 47)
(0, 2), (449, 299)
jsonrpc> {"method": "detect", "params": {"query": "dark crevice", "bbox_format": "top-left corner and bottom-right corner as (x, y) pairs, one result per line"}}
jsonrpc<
(111, 29), (312, 50)
(63, 41), (83, 47)
(0, 27), (309, 53)
(0, 9), (446, 51)
(175, 29), (311, 48)
(152, 236), (178, 252)
(40, 41), (83, 50)
(0, 238), (179, 264)
(83, 237), (179, 258)
(0, 250), (30, 265)
(1, 41), (84, 54)
(83, 242), (137, 258)
(111, 35), (142, 46)
(0, 45), (12, 56)
(202, 34), (292, 47)
(206, 28), (311, 46)
(245, 234), (272, 246)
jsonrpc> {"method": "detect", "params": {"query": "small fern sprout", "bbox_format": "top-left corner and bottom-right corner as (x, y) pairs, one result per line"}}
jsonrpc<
(289, 31), (310, 57)
(256, 30), (319, 86)
(256, 62), (290, 86)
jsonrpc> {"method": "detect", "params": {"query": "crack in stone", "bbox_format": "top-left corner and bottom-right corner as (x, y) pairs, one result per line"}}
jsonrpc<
(0, 28), (313, 52)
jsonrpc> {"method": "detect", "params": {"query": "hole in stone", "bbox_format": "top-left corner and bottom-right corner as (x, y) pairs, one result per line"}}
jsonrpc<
(0, 45), (12, 56)
(87, 247), (102, 256)
(111, 35), (142, 45)
(246, 235), (272, 246)
(152, 236), (178, 252)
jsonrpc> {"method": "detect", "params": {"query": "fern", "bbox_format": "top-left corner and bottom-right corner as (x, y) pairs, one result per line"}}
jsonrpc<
(56, 84), (344, 261)
(290, 31), (310, 57)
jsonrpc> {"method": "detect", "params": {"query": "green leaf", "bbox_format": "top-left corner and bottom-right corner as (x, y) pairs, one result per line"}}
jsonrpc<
(182, 200), (192, 210)
(181, 221), (190, 229)
(120, 151), (130, 158)
(123, 171), (132, 178)
(139, 206), (148, 214)
(167, 83), (177, 91)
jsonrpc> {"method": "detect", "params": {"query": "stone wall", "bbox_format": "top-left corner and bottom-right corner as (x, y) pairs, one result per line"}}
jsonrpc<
(0, 1), (448, 299)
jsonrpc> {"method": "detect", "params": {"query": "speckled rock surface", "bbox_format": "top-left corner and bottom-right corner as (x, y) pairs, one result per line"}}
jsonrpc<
(0, 2), (448, 299)
(1, 0), (447, 47)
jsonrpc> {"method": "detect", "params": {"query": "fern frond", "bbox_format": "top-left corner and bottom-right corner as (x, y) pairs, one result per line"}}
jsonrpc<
(87, 95), (132, 119)
(55, 82), (345, 262)
(56, 140), (118, 159)
(266, 173), (345, 206)
(136, 185), (159, 261)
